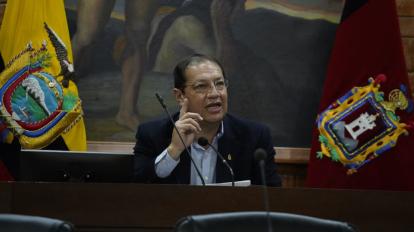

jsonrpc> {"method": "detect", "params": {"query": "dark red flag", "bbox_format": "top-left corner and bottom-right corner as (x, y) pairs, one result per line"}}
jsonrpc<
(0, 161), (13, 181)
(306, 0), (414, 191)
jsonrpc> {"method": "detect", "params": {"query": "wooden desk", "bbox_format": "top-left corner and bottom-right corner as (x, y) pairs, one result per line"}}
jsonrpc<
(0, 182), (412, 232)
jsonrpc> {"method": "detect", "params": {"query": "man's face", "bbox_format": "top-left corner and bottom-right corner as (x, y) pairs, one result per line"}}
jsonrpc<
(177, 60), (228, 124)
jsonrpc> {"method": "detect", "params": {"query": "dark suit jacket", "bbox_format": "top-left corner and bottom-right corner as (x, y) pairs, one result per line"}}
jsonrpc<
(133, 113), (281, 186)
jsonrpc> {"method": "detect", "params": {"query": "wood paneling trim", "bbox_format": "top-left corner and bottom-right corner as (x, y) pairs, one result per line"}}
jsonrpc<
(409, 72), (414, 99)
(274, 147), (310, 164)
(403, 38), (414, 72)
(87, 141), (311, 164)
(399, 17), (414, 37)
(397, 0), (414, 16)
(87, 141), (135, 153)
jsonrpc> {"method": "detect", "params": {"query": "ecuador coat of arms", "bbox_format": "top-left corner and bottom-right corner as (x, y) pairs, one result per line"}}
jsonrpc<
(0, 23), (82, 149)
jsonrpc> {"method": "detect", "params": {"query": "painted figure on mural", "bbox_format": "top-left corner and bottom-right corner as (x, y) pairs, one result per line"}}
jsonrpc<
(72, 0), (161, 130)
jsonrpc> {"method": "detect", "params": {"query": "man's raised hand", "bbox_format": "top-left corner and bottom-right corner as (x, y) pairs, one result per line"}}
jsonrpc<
(167, 98), (203, 159)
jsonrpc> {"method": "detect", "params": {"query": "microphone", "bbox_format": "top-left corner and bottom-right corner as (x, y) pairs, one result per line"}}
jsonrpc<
(197, 137), (235, 187)
(155, 93), (205, 186)
(254, 148), (273, 232)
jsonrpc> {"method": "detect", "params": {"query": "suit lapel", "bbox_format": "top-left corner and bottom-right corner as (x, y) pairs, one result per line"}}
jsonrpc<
(216, 116), (241, 183)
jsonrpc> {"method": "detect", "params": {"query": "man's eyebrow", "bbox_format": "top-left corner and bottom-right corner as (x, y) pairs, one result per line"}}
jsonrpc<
(192, 77), (224, 82)
(212, 76), (225, 81)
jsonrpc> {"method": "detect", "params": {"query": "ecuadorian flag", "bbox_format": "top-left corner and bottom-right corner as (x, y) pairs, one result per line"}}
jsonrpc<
(0, 0), (87, 151)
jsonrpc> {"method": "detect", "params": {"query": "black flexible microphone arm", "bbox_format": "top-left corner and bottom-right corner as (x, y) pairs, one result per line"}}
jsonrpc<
(254, 148), (273, 232)
(155, 93), (205, 186)
(197, 137), (235, 187)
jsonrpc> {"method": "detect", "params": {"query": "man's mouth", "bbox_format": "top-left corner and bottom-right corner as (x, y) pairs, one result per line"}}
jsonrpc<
(205, 102), (222, 113)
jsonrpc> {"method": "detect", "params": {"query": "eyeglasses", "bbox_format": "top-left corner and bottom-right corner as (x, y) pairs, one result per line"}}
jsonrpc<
(184, 79), (229, 94)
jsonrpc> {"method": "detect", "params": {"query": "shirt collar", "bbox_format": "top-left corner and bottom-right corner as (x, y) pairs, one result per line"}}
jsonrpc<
(193, 121), (224, 150)
(216, 121), (224, 139)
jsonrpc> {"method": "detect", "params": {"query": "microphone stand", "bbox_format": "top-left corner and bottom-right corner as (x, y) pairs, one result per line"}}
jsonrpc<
(198, 137), (234, 187)
(155, 93), (205, 186)
(255, 148), (273, 232)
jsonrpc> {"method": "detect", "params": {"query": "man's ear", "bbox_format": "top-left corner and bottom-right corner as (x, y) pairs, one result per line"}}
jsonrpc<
(172, 88), (185, 106)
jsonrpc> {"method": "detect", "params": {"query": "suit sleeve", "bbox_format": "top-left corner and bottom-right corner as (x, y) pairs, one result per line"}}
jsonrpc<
(133, 124), (159, 183)
(260, 125), (282, 187)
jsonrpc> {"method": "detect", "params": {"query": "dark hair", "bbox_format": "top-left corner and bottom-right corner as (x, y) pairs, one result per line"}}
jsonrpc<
(173, 54), (226, 90)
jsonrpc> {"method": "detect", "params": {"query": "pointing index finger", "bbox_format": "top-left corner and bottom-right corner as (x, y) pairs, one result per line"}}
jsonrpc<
(179, 98), (189, 118)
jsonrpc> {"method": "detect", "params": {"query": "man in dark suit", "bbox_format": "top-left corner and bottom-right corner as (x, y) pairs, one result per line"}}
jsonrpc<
(133, 54), (281, 186)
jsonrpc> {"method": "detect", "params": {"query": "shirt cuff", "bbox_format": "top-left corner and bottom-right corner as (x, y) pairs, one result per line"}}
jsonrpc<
(154, 148), (180, 178)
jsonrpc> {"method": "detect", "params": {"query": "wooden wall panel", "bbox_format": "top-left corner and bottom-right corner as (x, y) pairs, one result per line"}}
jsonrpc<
(399, 17), (414, 37)
(403, 38), (414, 72)
(397, 0), (414, 16)
(397, 1), (414, 98)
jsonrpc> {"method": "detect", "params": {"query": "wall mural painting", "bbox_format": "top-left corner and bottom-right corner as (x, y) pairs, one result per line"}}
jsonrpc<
(65, 0), (344, 147)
